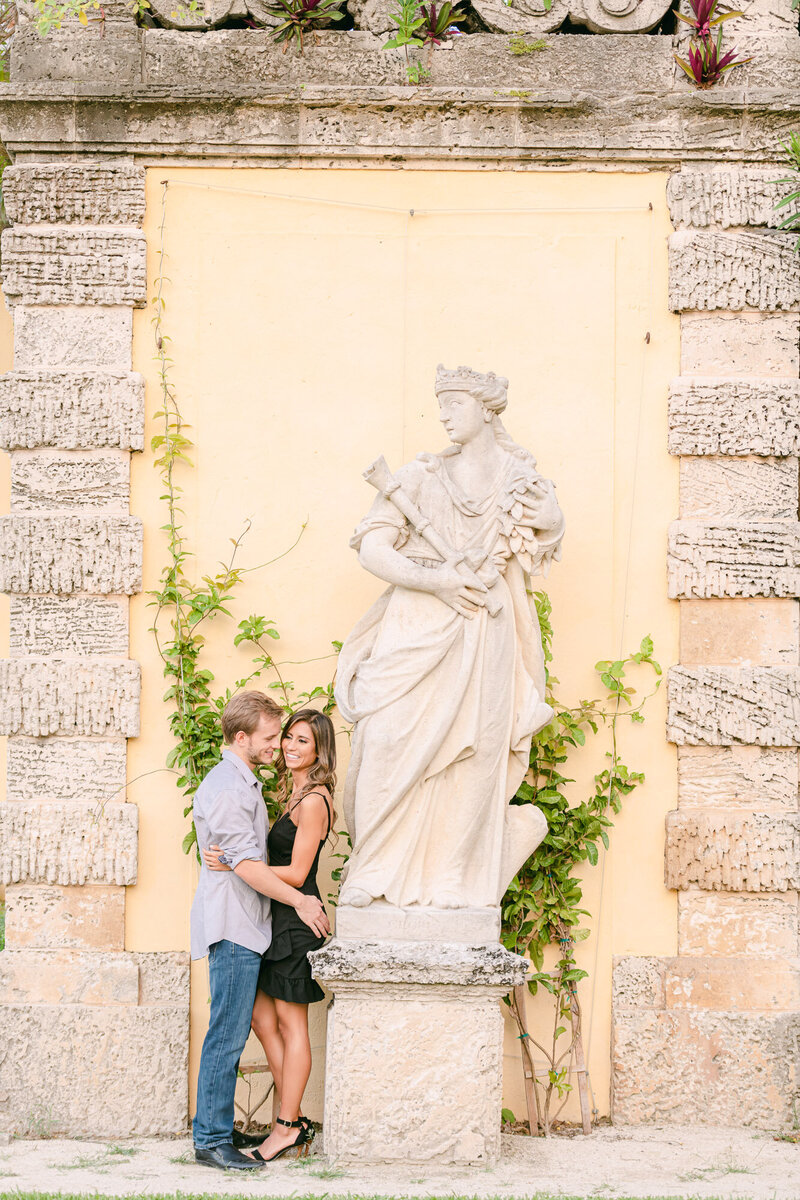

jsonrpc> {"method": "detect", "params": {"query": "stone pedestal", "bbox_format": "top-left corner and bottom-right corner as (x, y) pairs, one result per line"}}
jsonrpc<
(310, 926), (527, 1165)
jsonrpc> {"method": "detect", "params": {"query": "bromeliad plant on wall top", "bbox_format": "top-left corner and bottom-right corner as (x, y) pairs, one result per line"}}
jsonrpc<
(673, 0), (751, 88)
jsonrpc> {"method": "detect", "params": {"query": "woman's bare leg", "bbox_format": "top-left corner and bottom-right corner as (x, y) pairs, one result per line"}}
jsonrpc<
(254, 999), (312, 1158)
(250, 991), (284, 1115)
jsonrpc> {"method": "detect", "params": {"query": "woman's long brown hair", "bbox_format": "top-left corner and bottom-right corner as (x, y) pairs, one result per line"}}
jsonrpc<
(275, 707), (338, 839)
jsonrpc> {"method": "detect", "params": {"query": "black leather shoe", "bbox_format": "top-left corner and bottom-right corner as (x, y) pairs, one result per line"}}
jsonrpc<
(194, 1143), (265, 1170)
(232, 1129), (268, 1149)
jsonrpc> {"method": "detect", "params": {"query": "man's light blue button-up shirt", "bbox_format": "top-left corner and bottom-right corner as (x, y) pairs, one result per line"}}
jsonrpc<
(190, 749), (272, 960)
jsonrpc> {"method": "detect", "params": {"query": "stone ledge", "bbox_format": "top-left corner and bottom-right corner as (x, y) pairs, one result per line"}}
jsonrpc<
(677, 745), (799, 808)
(0, 800), (138, 885)
(0, 1003), (189, 1136)
(668, 520), (800, 599)
(667, 665), (800, 746)
(3, 883), (126, 950)
(310, 938), (528, 988)
(667, 167), (787, 230)
(0, 515), (142, 594)
(668, 378), (800, 456)
(669, 231), (800, 313)
(2, 228), (147, 308)
(665, 809), (800, 891)
(2, 162), (146, 225)
(0, 659), (140, 737)
(612, 1007), (800, 1127)
(7, 736), (127, 802)
(10, 596), (130, 657)
(0, 371), (145, 450)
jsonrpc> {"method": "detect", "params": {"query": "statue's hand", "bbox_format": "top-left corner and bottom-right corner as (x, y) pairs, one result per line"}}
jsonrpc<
(430, 562), (487, 618)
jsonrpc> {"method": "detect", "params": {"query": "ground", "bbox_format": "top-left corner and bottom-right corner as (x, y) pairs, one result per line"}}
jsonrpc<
(0, 1126), (797, 1199)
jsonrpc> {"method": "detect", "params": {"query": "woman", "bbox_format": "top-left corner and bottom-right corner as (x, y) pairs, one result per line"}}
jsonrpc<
(334, 364), (565, 912)
(204, 707), (335, 1162)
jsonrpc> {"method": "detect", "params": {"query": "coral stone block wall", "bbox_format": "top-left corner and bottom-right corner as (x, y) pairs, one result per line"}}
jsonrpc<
(0, 164), (189, 1137)
(612, 171), (800, 1128)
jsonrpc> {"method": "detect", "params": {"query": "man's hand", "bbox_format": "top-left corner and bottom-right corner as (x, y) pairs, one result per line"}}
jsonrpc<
(295, 893), (330, 938)
(431, 562), (487, 618)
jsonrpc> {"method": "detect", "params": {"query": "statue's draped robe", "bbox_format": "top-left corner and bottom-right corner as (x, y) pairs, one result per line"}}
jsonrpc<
(334, 449), (565, 909)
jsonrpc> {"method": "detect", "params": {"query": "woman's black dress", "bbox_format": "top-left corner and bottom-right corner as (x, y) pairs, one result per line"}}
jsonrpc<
(258, 794), (331, 1005)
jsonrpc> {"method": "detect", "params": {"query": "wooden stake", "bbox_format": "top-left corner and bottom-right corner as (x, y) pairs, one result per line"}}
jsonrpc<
(512, 983), (541, 1135)
(568, 983), (592, 1135)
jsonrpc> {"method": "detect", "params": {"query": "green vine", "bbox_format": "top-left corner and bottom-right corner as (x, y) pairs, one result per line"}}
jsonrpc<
(150, 183), (336, 856)
(502, 591), (661, 1134)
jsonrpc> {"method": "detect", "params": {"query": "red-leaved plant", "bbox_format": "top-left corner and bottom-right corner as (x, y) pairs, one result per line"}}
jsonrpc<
(264, 0), (344, 51)
(674, 0), (751, 89)
(418, 0), (465, 44)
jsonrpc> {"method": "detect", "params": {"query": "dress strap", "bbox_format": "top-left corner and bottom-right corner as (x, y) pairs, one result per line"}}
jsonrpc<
(287, 790), (332, 838)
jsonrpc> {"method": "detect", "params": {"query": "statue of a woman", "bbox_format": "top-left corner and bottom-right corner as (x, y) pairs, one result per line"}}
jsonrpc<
(334, 365), (565, 912)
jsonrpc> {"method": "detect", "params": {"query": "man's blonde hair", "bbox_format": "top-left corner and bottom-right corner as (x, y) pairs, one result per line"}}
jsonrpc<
(221, 691), (283, 745)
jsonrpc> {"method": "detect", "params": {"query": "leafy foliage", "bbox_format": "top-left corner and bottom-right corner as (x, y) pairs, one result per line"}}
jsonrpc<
(417, 1), (465, 44)
(150, 184), (336, 857)
(509, 32), (549, 54)
(501, 591), (661, 1133)
(31, 0), (151, 34)
(674, 0), (741, 38)
(775, 132), (800, 252)
(263, 0), (344, 52)
(384, 0), (463, 82)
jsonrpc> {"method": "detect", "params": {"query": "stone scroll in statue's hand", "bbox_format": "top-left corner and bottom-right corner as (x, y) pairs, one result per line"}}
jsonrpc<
(333, 365), (565, 918)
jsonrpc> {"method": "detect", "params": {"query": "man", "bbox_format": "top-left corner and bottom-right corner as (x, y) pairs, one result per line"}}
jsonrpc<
(191, 691), (330, 1171)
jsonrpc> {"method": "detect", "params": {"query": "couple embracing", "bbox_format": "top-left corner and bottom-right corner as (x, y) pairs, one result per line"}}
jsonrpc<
(190, 690), (336, 1171)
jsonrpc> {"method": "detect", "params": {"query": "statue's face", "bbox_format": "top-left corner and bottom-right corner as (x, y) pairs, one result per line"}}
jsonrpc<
(438, 389), (486, 445)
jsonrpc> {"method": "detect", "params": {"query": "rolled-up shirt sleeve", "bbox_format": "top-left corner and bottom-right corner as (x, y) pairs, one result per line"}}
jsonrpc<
(204, 786), (262, 869)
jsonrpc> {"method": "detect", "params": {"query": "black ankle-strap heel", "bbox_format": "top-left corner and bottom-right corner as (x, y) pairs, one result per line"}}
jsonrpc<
(250, 1117), (309, 1163)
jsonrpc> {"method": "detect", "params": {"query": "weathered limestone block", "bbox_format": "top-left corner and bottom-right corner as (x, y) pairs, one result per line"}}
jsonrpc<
(613, 1007), (800, 1127)
(2, 163), (146, 226)
(0, 660), (140, 737)
(665, 810), (800, 891)
(680, 314), (800, 377)
(678, 745), (799, 809)
(10, 596), (130, 657)
(664, 956), (800, 1011)
(4, 884), (125, 950)
(611, 955), (666, 1009)
(667, 168), (787, 229)
(7, 736), (126, 803)
(312, 940), (526, 1164)
(612, 954), (800, 1007)
(0, 1003), (189, 1135)
(667, 666), (800, 746)
(130, 951), (192, 1004)
(679, 457), (797, 520)
(0, 949), (140, 1005)
(679, 891), (799, 957)
(668, 378), (800, 456)
(669, 231), (800, 312)
(0, 801), (138, 885)
(735, 0), (800, 32)
(11, 450), (130, 512)
(668, 521), (800, 599)
(2, 229), (146, 308)
(9, 23), (143, 85)
(13, 307), (133, 370)
(679, 599), (799, 667)
(0, 515), (142, 594)
(0, 371), (145, 450)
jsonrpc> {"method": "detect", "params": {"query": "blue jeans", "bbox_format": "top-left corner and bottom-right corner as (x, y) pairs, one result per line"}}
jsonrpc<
(193, 939), (263, 1149)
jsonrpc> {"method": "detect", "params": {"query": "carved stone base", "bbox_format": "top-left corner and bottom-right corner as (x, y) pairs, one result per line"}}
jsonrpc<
(335, 901), (501, 944)
(310, 939), (527, 1164)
